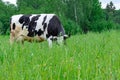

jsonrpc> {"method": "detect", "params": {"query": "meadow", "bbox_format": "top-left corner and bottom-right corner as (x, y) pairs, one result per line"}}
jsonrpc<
(0, 30), (120, 80)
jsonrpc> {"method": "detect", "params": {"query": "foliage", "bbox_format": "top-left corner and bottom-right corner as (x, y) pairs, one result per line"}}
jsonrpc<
(90, 20), (117, 32)
(0, 0), (120, 34)
(102, 1), (120, 31)
(0, 1), (17, 34)
(60, 17), (82, 34)
(113, 10), (120, 26)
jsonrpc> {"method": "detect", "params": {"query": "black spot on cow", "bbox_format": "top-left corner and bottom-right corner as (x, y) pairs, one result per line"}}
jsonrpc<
(43, 23), (47, 31)
(42, 16), (47, 25)
(47, 15), (65, 37)
(46, 34), (50, 38)
(13, 23), (16, 30)
(19, 16), (24, 24)
(27, 15), (41, 37)
(32, 15), (41, 21)
(19, 15), (31, 24)
(37, 29), (44, 36)
(19, 15), (31, 29)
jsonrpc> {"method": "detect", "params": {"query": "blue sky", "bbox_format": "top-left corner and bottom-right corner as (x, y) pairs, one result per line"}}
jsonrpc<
(99, 0), (120, 10)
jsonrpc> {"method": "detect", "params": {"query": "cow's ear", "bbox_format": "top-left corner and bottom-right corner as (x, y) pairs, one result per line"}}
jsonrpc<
(63, 34), (70, 40)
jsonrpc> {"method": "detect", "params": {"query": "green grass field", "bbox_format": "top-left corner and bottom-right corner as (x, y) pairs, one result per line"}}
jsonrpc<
(0, 30), (120, 80)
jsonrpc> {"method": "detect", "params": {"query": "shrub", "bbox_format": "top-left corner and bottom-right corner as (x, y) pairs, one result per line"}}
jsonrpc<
(60, 17), (82, 35)
(90, 20), (118, 32)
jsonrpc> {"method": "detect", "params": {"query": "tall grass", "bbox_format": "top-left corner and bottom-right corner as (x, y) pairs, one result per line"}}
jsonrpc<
(0, 30), (120, 80)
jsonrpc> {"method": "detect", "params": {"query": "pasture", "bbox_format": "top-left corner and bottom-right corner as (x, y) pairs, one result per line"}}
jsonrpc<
(0, 30), (120, 80)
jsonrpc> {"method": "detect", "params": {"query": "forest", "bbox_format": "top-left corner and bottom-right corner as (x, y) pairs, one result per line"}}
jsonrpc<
(0, 0), (120, 35)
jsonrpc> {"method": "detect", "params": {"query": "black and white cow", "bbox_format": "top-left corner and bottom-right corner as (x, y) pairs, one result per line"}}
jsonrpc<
(10, 14), (69, 47)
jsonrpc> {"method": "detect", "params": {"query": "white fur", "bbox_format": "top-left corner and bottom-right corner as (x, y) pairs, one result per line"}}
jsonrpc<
(11, 14), (23, 28)
(35, 14), (46, 31)
(35, 14), (55, 39)
(47, 36), (53, 48)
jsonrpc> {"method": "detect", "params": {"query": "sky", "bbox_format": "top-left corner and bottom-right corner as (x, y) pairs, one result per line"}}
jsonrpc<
(99, 0), (120, 10)
(2, 0), (17, 6)
(2, 0), (120, 10)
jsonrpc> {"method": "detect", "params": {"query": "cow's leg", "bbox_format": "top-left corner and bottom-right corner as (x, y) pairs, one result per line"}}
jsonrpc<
(16, 36), (24, 44)
(10, 32), (15, 45)
(47, 36), (53, 48)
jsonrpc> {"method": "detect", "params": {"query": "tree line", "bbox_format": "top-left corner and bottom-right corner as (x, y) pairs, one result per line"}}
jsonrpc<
(0, 0), (120, 35)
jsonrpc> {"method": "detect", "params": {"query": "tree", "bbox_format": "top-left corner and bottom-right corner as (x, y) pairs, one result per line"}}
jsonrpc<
(105, 1), (116, 20)
(0, 0), (17, 34)
(0, 0), (119, 34)
(114, 10), (120, 24)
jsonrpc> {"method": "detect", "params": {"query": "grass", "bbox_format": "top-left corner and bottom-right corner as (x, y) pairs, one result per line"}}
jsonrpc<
(0, 30), (120, 80)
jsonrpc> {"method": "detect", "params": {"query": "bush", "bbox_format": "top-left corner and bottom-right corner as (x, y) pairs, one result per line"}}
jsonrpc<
(0, 21), (3, 34)
(60, 17), (82, 35)
(90, 20), (118, 32)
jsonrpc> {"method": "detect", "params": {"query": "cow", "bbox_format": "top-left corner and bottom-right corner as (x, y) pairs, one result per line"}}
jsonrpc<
(10, 14), (69, 47)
